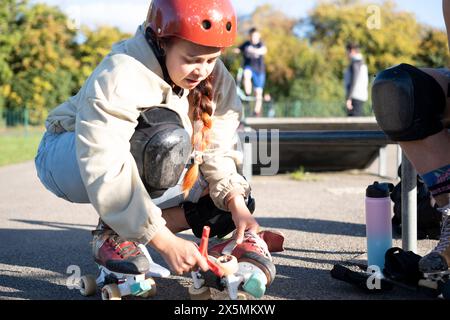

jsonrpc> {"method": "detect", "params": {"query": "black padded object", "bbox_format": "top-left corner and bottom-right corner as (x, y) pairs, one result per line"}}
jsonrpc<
(372, 63), (445, 141)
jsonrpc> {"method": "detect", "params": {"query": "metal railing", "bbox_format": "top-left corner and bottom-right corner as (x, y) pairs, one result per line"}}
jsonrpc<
(240, 129), (417, 252)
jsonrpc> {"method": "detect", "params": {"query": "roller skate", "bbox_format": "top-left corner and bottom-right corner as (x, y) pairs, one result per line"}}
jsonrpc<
(77, 220), (170, 300)
(189, 226), (284, 300)
(418, 205), (450, 299)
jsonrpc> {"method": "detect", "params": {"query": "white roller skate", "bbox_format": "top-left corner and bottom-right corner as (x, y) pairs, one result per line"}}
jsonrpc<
(189, 226), (284, 300)
(77, 220), (170, 300)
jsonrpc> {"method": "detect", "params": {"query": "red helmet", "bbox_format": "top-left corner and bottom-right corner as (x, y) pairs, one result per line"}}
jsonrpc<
(146, 0), (237, 48)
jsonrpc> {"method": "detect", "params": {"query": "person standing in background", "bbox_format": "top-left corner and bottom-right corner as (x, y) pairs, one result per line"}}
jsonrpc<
(344, 43), (369, 117)
(236, 28), (267, 117)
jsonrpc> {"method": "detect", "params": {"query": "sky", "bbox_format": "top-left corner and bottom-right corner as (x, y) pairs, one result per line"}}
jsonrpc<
(32, 0), (446, 34)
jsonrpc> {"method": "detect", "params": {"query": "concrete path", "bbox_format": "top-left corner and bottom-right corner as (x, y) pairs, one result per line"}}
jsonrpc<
(0, 161), (438, 300)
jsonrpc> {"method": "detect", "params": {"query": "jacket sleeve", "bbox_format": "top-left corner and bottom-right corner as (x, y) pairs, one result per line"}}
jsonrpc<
(199, 60), (251, 211)
(75, 58), (168, 244)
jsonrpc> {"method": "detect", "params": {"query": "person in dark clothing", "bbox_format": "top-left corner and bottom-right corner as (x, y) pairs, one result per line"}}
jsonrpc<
(236, 28), (267, 117)
(344, 43), (369, 117)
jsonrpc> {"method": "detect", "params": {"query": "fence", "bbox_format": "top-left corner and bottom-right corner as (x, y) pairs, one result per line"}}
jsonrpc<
(240, 99), (374, 118)
(0, 108), (29, 129)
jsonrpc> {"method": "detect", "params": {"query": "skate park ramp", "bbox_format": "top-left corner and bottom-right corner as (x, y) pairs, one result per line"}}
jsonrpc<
(243, 117), (387, 173)
(0, 161), (438, 300)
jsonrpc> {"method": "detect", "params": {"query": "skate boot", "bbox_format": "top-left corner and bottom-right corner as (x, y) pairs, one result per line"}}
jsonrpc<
(419, 205), (450, 279)
(209, 230), (284, 298)
(77, 220), (169, 300)
(91, 220), (150, 275)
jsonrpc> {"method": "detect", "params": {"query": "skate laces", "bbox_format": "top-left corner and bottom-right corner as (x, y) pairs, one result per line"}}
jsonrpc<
(433, 206), (450, 254)
(243, 231), (272, 260)
(91, 222), (141, 259)
(107, 235), (142, 259)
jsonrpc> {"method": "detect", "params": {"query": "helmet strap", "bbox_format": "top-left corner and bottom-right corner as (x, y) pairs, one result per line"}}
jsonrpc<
(144, 27), (184, 97)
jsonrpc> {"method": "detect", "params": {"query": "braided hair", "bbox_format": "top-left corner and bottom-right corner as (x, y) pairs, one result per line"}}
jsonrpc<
(182, 77), (214, 196)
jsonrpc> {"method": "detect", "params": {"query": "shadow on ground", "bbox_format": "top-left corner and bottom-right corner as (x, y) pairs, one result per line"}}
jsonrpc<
(0, 217), (431, 300)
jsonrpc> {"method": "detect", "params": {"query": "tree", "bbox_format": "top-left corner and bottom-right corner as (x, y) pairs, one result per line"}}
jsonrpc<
(1, 1), (80, 124)
(305, 0), (422, 78)
(0, 1), (130, 124)
(0, 0), (28, 111)
(415, 27), (450, 68)
(2, 0), (450, 123)
(74, 26), (131, 89)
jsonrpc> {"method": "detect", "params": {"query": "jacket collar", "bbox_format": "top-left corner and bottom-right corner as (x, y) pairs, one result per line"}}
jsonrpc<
(120, 23), (165, 80)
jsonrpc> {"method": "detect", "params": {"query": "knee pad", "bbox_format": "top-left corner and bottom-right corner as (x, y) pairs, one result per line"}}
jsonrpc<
(130, 107), (192, 198)
(372, 63), (445, 141)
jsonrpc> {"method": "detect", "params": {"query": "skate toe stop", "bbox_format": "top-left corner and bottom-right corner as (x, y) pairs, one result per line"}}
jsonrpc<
(243, 273), (266, 298)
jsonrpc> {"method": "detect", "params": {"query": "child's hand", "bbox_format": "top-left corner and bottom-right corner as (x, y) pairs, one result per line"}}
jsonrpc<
(228, 196), (259, 244)
(149, 226), (209, 275)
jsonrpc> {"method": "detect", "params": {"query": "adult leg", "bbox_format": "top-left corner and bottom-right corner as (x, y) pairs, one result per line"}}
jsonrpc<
(372, 64), (450, 275)
(400, 131), (450, 207)
(444, 0), (450, 56)
(373, 66), (450, 206)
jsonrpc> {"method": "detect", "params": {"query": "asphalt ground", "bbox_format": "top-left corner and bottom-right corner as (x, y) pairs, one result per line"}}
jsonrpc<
(0, 157), (439, 301)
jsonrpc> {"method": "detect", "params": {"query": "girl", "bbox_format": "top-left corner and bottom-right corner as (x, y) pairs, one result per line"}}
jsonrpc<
(35, 0), (269, 277)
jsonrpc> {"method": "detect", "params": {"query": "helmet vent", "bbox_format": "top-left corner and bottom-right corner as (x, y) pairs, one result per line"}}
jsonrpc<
(226, 22), (232, 31)
(202, 20), (212, 30)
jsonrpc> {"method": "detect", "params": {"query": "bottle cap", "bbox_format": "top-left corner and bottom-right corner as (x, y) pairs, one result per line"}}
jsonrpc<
(366, 181), (394, 198)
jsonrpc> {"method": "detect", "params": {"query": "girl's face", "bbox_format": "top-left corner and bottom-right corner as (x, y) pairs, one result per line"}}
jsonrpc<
(163, 37), (222, 90)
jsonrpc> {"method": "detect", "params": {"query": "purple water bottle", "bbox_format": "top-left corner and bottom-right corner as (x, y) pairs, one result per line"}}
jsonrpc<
(365, 182), (394, 270)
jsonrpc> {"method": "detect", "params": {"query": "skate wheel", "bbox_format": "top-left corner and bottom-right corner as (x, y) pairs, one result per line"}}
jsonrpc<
(216, 255), (238, 276)
(79, 275), (97, 297)
(101, 284), (122, 300)
(189, 285), (212, 300)
(140, 278), (157, 298)
(225, 292), (248, 300)
(237, 292), (247, 300)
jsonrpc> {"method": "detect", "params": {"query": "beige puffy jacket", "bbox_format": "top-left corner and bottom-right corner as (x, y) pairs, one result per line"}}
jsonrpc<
(45, 25), (250, 244)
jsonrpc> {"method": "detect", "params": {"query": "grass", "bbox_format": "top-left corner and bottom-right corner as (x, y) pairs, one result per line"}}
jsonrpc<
(0, 127), (45, 167)
(290, 166), (321, 182)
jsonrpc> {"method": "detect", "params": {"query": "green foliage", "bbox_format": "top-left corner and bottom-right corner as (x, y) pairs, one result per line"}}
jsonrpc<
(415, 27), (450, 68)
(74, 26), (130, 89)
(1, 1), (80, 124)
(306, 0), (422, 77)
(0, 1), (130, 125)
(1, 0), (450, 124)
(290, 166), (321, 181)
(228, 0), (450, 113)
